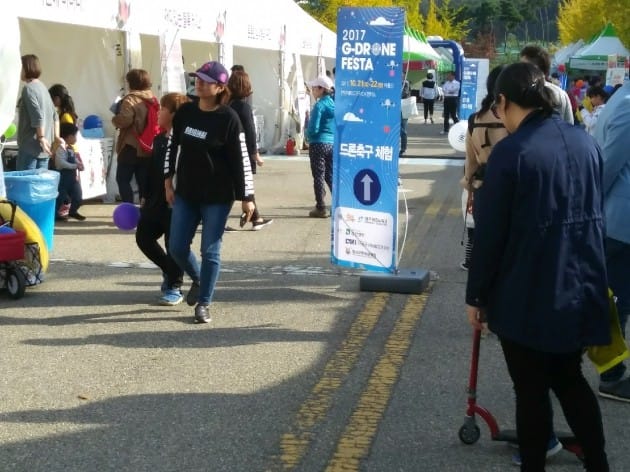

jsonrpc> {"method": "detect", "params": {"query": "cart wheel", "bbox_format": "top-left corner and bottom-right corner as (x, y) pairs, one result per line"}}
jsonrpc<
(459, 423), (481, 445)
(6, 268), (26, 299)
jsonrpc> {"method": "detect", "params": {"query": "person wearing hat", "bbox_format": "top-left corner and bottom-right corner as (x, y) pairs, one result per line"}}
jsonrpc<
(305, 75), (335, 218)
(164, 61), (255, 324)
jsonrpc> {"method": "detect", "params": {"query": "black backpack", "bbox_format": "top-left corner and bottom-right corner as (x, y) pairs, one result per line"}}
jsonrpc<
(467, 112), (505, 149)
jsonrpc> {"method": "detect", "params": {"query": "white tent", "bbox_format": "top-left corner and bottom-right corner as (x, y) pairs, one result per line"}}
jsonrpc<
(15, 0), (336, 154)
(552, 40), (584, 69)
(569, 23), (630, 71)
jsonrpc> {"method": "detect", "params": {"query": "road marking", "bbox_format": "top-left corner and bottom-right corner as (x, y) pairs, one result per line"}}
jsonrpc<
(278, 292), (390, 470)
(325, 293), (429, 472)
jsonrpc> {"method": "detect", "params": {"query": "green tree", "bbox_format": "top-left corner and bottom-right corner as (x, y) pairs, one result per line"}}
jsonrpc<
(421, 0), (470, 42)
(498, 0), (522, 51)
(472, 0), (500, 35)
(558, 0), (630, 47)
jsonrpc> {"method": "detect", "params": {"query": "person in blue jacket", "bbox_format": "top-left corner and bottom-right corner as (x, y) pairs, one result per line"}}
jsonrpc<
(305, 75), (335, 218)
(593, 80), (630, 402)
(465, 62), (610, 471)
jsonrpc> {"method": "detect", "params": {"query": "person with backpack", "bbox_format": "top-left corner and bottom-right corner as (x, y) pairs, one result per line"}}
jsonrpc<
(112, 68), (158, 203)
(421, 72), (437, 124)
(460, 65), (508, 270)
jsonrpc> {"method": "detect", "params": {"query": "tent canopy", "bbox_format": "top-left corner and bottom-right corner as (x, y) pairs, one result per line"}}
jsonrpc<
(569, 23), (630, 71)
(403, 27), (441, 63)
(402, 27), (452, 85)
(15, 0), (336, 152)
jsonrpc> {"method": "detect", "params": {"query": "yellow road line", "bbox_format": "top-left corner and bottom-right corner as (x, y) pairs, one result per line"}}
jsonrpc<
(325, 293), (429, 472)
(423, 200), (442, 216)
(278, 292), (391, 470)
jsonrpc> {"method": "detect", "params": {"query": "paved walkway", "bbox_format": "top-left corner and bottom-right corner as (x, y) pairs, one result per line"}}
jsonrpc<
(1, 120), (627, 472)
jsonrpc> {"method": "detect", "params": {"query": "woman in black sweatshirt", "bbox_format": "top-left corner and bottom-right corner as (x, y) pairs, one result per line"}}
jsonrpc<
(164, 61), (255, 324)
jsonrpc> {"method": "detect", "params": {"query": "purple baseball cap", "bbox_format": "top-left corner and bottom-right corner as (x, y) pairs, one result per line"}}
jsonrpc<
(192, 61), (229, 85)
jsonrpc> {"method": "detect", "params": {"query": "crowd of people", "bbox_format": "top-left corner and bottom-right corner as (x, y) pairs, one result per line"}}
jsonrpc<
(11, 53), (336, 321)
(9, 47), (630, 470)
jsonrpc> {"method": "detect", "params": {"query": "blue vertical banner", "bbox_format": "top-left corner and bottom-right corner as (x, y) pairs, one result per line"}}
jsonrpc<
(459, 59), (479, 120)
(331, 7), (404, 273)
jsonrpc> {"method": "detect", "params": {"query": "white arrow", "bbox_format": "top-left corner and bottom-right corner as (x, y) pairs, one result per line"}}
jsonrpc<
(361, 174), (373, 201)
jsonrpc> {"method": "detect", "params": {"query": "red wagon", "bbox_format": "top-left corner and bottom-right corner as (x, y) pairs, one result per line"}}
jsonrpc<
(0, 200), (28, 299)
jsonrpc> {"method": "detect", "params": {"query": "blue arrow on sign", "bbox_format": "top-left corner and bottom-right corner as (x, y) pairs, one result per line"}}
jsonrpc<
(353, 169), (381, 205)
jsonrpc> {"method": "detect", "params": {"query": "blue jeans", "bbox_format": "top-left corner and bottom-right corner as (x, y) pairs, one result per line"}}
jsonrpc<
(400, 117), (408, 153)
(168, 195), (230, 305)
(17, 152), (49, 170)
(600, 237), (630, 382)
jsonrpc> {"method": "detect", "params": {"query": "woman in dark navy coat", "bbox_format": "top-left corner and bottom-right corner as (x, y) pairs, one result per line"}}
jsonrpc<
(465, 62), (610, 471)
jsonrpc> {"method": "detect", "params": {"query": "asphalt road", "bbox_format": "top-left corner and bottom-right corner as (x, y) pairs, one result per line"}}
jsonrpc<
(1, 116), (628, 471)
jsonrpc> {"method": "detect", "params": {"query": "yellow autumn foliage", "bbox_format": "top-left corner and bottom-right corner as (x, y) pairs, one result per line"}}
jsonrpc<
(558, 0), (630, 47)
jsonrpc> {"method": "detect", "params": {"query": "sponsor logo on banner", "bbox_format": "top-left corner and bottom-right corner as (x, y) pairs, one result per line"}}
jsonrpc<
(331, 7), (404, 273)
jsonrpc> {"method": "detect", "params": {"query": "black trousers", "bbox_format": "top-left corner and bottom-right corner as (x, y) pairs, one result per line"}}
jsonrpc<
(423, 99), (434, 120)
(135, 208), (183, 290)
(443, 97), (459, 132)
(500, 337), (608, 472)
(116, 145), (149, 203)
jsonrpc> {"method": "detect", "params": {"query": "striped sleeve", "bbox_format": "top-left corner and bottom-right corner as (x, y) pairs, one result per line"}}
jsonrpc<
(239, 131), (255, 199)
(164, 112), (181, 178)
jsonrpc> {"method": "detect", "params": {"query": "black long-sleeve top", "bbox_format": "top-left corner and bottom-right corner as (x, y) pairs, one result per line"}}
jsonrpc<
(229, 98), (258, 173)
(142, 132), (169, 216)
(164, 102), (254, 203)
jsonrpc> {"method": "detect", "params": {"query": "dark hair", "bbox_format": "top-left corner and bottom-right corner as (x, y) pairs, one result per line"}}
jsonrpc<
(520, 44), (551, 76)
(59, 122), (79, 139)
(227, 71), (253, 99)
(21, 54), (42, 79)
(230, 64), (245, 73)
(126, 69), (152, 91)
(479, 65), (507, 114)
(49, 84), (78, 122)
(427, 72), (433, 80)
(586, 85), (608, 100)
(160, 92), (190, 114)
(494, 62), (554, 115)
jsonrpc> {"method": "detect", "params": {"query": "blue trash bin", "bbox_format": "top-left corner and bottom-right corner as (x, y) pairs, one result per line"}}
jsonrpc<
(4, 169), (59, 251)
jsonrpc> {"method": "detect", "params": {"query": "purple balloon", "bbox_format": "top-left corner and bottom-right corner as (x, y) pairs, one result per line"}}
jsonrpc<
(113, 203), (140, 231)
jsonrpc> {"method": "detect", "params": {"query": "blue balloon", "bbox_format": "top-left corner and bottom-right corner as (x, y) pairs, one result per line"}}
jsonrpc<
(83, 114), (103, 130)
(112, 203), (140, 231)
(0, 225), (16, 234)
